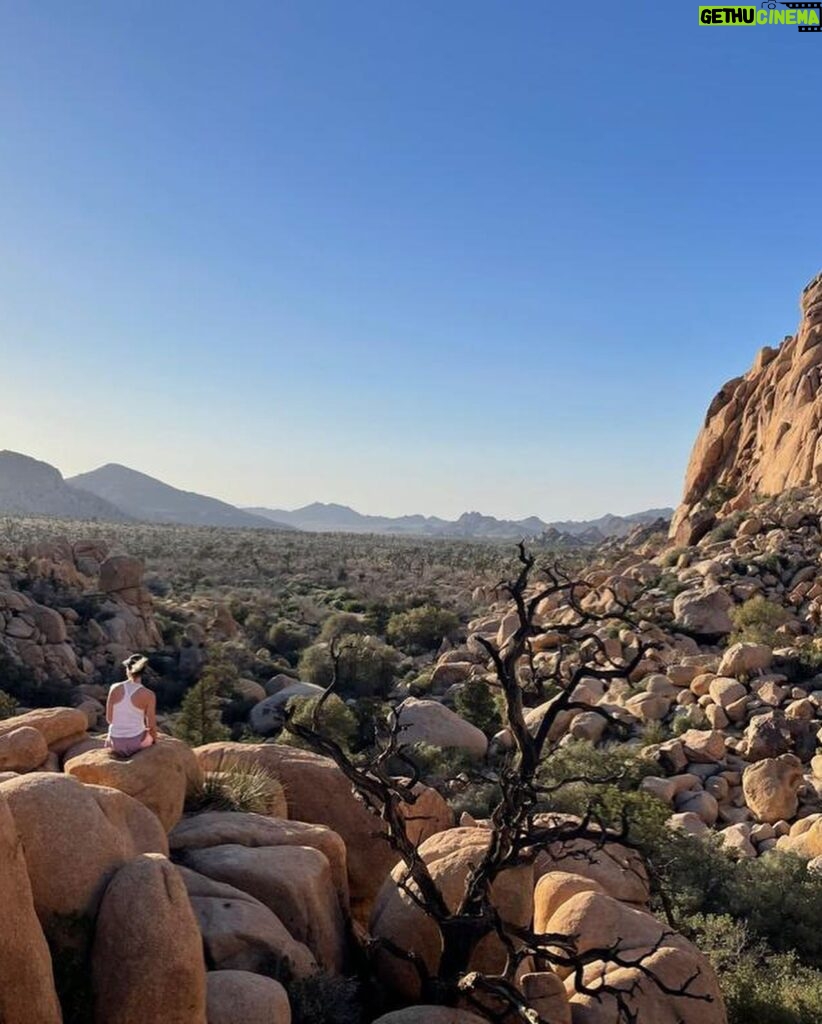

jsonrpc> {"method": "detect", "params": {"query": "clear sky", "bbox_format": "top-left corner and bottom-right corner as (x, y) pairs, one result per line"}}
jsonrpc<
(0, 1), (820, 521)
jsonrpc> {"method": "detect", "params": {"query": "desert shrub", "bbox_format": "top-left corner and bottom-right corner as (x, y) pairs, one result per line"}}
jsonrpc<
(0, 689), (19, 720)
(386, 604), (460, 653)
(726, 854), (822, 965)
(267, 620), (310, 659)
(188, 762), (282, 815)
(447, 779), (501, 820)
(454, 678), (502, 736)
(671, 706), (708, 734)
(703, 482), (737, 512)
(298, 644), (335, 687)
(173, 676), (230, 746)
(319, 612), (367, 642)
(279, 694), (358, 752)
(298, 636), (399, 698)
(155, 612), (185, 647)
(661, 546), (688, 568)
(401, 742), (481, 782)
(693, 914), (822, 1024)
(407, 667), (435, 696)
(287, 972), (362, 1024)
(638, 720), (669, 745)
(730, 595), (789, 647)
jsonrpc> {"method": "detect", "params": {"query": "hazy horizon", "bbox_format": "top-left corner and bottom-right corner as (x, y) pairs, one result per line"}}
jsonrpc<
(2, 2), (820, 521)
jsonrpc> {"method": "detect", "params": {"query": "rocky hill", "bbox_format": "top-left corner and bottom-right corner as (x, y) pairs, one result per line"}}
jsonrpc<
(249, 500), (672, 540)
(0, 451), (129, 522)
(672, 271), (822, 544)
(69, 463), (294, 531)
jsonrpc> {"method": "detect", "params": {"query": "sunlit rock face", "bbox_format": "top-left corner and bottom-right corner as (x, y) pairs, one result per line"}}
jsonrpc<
(672, 272), (822, 543)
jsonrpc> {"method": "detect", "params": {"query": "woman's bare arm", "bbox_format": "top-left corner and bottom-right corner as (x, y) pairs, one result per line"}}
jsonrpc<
(105, 684), (118, 725)
(145, 691), (158, 740)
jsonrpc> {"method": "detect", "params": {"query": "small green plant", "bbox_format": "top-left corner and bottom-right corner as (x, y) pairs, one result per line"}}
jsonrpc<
(187, 761), (282, 815)
(279, 694), (358, 752)
(661, 546), (688, 568)
(298, 635), (399, 698)
(730, 595), (789, 647)
(693, 914), (822, 1024)
(454, 678), (502, 737)
(703, 482), (737, 512)
(267, 620), (311, 659)
(0, 689), (19, 720)
(173, 676), (230, 746)
(639, 720), (669, 746)
(386, 603), (460, 653)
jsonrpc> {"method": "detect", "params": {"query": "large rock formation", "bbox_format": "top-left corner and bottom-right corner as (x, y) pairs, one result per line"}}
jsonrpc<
(672, 272), (822, 542)
(91, 854), (207, 1024)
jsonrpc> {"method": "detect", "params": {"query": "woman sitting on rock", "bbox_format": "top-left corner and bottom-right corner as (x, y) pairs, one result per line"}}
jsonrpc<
(105, 654), (158, 757)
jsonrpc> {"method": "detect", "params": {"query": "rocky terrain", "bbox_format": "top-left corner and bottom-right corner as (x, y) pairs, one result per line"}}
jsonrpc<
(672, 270), (822, 544)
(5, 274), (822, 1023)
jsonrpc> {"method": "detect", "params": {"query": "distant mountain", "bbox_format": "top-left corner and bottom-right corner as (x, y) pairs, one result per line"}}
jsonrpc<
(69, 464), (295, 531)
(0, 451), (130, 521)
(547, 509), (676, 539)
(247, 501), (673, 541)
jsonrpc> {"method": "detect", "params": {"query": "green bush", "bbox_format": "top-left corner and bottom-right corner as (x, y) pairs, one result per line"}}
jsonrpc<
(402, 742), (482, 781)
(386, 604), (460, 653)
(0, 689), (19, 720)
(693, 914), (822, 1024)
(454, 678), (502, 736)
(279, 694), (358, 752)
(298, 635), (399, 698)
(319, 612), (367, 642)
(730, 595), (789, 647)
(187, 762), (282, 815)
(267, 620), (310, 659)
(173, 676), (230, 746)
(661, 546), (688, 568)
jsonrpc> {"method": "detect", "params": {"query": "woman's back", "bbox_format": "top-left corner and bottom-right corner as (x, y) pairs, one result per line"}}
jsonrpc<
(108, 679), (148, 737)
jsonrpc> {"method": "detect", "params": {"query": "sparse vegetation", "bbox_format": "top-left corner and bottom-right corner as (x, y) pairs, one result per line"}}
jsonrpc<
(730, 595), (790, 647)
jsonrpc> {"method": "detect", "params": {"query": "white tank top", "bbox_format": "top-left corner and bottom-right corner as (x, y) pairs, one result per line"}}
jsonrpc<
(109, 680), (147, 738)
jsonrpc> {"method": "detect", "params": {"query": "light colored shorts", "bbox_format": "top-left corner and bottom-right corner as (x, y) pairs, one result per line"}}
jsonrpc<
(106, 732), (153, 757)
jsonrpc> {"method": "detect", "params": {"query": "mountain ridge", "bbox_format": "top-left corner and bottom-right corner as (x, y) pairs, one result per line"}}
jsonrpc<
(246, 501), (674, 540)
(68, 463), (294, 531)
(0, 451), (131, 522)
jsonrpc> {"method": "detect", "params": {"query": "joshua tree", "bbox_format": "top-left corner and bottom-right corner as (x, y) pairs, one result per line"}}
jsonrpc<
(285, 545), (716, 1023)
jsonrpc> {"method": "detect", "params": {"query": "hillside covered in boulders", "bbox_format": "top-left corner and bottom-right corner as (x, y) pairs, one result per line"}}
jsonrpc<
(6, 273), (822, 1024)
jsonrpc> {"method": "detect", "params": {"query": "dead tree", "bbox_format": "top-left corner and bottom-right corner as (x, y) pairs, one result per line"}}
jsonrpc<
(285, 544), (715, 1023)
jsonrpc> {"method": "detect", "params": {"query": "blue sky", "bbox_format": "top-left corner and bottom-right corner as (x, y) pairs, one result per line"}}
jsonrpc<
(0, 1), (820, 520)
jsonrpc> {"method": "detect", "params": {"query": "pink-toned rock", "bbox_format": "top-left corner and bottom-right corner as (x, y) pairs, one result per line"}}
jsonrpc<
(194, 742), (451, 922)
(370, 827), (533, 1001)
(546, 892), (726, 1023)
(0, 773), (167, 943)
(206, 970), (291, 1024)
(64, 736), (202, 831)
(371, 1011), (489, 1024)
(178, 866), (317, 978)
(181, 843), (346, 972)
(0, 706), (87, 746)
(671, 273), (822, 537)
(0, 795), (62, 1023)
(742, 754), (804, 823)
(0, 726), (48, 772)
(170, 810), (348, 911)
(92, 854), (206, 1024)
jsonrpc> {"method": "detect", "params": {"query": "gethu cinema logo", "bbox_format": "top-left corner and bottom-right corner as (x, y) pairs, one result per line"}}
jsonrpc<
(699, 3), (822, 28)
